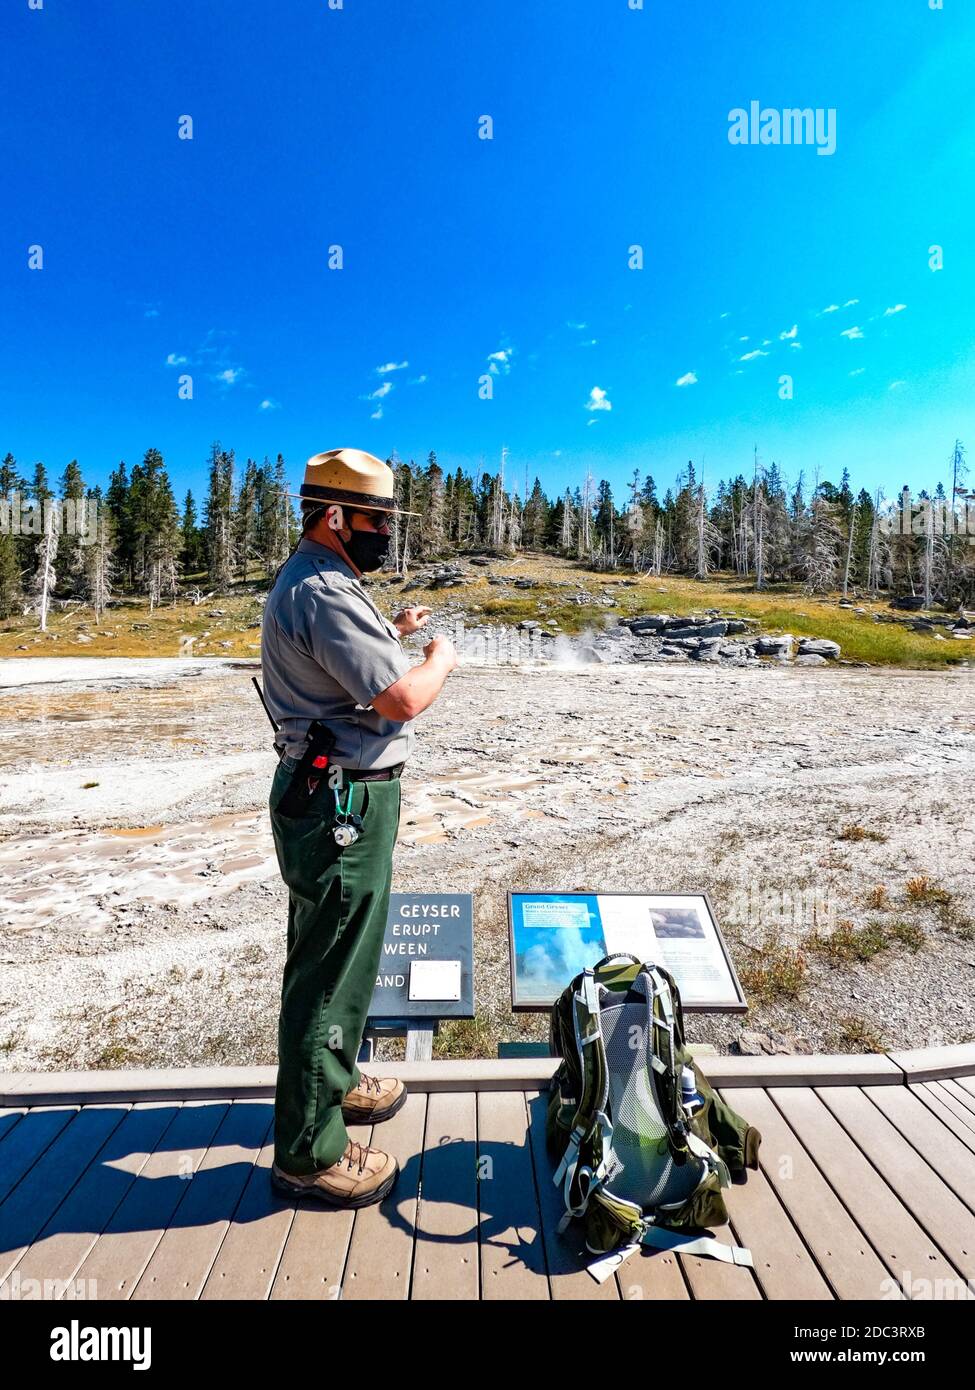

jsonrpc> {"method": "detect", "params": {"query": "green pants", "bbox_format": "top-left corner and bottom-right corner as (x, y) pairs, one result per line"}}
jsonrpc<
(269, 761), (402, 1174)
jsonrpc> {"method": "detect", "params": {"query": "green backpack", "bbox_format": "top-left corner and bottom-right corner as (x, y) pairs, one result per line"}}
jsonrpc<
(546, 954), (761, 1276)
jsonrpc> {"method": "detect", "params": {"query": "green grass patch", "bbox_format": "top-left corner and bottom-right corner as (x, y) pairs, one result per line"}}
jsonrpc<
(826, 1015), (888, 1054)
(433, 1014), (497, 1060)
(838, 824), (889, 844)
(738, 938), (807, 1003)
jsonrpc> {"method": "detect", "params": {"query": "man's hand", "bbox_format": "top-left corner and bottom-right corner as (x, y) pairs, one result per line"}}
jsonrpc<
(423, 634), (459, 672)
(393, 605), (432, 636)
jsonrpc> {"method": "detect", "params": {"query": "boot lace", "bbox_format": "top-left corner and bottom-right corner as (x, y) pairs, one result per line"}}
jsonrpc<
(344, 1140), (374, 1175)
(358, 1073), (383, 1097)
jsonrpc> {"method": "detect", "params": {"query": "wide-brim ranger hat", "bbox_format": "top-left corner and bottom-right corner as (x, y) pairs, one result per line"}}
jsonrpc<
(287, 447), (420, 517)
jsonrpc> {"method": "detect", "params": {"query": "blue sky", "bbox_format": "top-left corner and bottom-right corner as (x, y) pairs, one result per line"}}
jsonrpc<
(3, 0), (974, 506)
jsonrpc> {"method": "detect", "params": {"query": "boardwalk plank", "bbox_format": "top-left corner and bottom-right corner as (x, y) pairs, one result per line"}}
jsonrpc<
(711, 1105), (833, 1303)
(0, 1106), (77, 1206)
(0, 1104), (126, 1284)
(2, 1102), (178, 1297)
(411, 1090), (479, 1301)
(910, 1084), (975, 1151)
(476, 1090), (548, 1300)
(817, 1086), (975, 1283)
(735, 1088), (897, 1299)
(861, 1085), (975, 1214)
(773, 1084), (956, 1301)
(74, 1100), (230, 1300)
(940, 1079), (975, 1121)
(0, 1110), (25, 1147)
(131, 1100), (272, 1300)
(525, 1091), (620, 1300)
(334, 1099), (426, 1302)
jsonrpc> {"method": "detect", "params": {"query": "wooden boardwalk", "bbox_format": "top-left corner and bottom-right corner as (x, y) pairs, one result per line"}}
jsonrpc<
(2, 1046), (975, 1301)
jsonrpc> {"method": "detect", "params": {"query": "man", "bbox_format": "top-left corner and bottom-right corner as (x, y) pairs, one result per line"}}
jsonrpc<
(261, 447), (458, 1208)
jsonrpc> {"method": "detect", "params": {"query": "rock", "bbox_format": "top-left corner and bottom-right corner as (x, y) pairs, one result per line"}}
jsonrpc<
(517, 620), (541, 631)
(718, 642), (748, 659)
(725, 620), (749, 635)
(665, 621), (728, 640)
(797, 637), (841, 659)
(73, 633), (93, 644)
(626, 614), (670, 633)
(754, 634), (793, 655)
(736, 1029), (814, 1056)
(690, 641), (723, 662)
(207, 609), (227, 617)
(513, 578), (538, 590)
(890, 594), (926, 611)
(795, 653), (827, 666)
(469, 556), (491, 566)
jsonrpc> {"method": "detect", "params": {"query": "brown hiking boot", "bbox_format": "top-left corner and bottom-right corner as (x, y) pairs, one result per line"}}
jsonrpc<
(271, 1140), (399, 1209)
(341, 1072), (407, 1125)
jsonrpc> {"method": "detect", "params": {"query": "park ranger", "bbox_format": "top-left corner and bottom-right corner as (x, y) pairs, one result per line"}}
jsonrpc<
(261, 447), (458, 1208)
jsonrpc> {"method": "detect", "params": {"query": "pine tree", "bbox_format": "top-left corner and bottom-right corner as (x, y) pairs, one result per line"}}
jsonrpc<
(82, 485), (115, 620)
(235, 458), (259, 581)
(0, 454), (25, 618)
(204, 443), (235, 586)
(57, 459), (85, 597)
(181, 489), (205, 575)
(422, 452), (446, 557)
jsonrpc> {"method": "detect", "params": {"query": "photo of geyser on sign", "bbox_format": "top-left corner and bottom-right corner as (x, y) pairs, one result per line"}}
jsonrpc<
(507, 891), (747, 1012)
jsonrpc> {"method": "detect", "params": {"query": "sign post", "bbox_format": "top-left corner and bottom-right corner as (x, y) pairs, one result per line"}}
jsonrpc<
(364, 892), (475, 1061)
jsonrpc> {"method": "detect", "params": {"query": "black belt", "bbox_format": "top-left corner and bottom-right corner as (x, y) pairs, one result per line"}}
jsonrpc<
(277, 749), (404, 782)
(341, 763), (405, 782)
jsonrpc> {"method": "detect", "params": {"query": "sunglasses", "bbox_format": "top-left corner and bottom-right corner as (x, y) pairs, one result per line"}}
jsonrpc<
(351, 508), (394, 529)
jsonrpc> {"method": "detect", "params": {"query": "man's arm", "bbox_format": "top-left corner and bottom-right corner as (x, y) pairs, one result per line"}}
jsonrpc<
(371, 636), (457, 721)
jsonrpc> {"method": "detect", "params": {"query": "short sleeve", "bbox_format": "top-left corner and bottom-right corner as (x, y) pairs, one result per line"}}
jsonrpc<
(301, 578), (411, 707)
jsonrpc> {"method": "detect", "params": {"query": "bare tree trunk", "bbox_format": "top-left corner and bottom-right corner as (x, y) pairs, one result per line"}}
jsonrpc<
(842, 499), (858, 598)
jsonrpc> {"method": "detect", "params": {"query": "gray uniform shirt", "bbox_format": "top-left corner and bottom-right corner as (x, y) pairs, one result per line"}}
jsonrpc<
(261, 538), (415, 769)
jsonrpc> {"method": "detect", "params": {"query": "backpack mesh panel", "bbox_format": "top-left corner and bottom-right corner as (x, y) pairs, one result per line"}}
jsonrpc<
(599, 988), (703, 1209)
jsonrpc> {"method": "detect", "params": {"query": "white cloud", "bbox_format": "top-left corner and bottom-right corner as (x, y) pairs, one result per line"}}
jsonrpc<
(585, 386), (612, 412)
(567, 321), (588, 330)
(581, 338), (598, 346)
(410, 374), (428, 385)
(214, 367), (243, 385)
(487, 347), (514, 376)
(165, 352), (188, 366)
(739, 336), (750, 342)
(884, 304), (907, 317)
(840, 326), (864, 340)
(675, 372), (698, 387)
(719, 312), (730, 320)
(849, 367), (866, 376)
(780, 325), (798, 340)
(790, 341), (802, 349)
(739, 348), (769, 361)
(819, 304), (840, 315)
(553, 449), (562, 457)
(144, 307), (160, 318)
(376, 360), (408, 374)
(844, 299), (859, 308)
(371, 405), (384, 420)
(367, 381), (392, 400)
(259, 399), (279, 411)
(889, 380), (907, 391)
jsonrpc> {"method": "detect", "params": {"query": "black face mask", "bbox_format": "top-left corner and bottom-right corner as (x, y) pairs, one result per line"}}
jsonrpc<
(342, 528), (391, 573)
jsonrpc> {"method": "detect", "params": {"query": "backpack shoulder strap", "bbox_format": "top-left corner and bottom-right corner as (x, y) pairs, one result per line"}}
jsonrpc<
(552, 968), (615, 1228)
